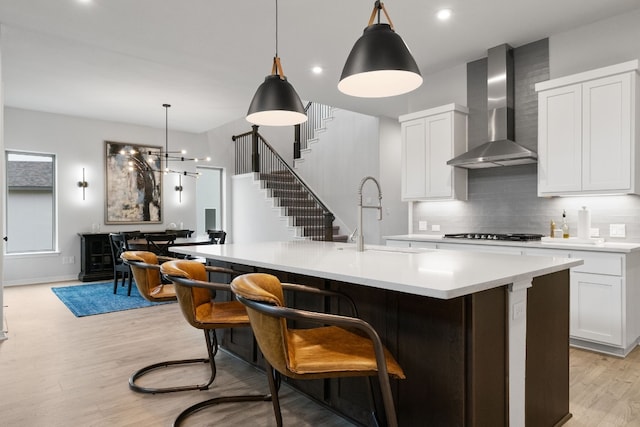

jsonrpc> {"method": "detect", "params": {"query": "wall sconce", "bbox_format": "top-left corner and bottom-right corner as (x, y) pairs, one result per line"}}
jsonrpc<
(175, 174), (183, 203)
(77, 168), (89, 200)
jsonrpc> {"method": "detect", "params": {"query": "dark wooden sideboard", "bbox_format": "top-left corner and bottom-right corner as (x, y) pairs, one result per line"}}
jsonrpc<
(78, 230), (199, 282)
(78, 233), (113, 282)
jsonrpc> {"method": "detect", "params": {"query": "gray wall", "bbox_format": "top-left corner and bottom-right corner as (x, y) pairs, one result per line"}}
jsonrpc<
(411, 12), (640, 242)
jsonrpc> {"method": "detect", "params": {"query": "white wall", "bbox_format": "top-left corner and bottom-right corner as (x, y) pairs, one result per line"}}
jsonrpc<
(405, 63), (468, 114)
(549, 9), (640, 79)
(294, 108), (381, 243)
(378, 116), (408, 238)
(3, 107), (208, 285)
(231, 173), (300, 243)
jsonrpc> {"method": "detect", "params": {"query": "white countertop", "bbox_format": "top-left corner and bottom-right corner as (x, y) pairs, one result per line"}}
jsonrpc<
(171, 240), (581, 300)
(385, 234), (640, 253)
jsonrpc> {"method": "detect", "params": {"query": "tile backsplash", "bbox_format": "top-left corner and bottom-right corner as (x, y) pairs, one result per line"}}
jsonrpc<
(412, 164), (640, 242)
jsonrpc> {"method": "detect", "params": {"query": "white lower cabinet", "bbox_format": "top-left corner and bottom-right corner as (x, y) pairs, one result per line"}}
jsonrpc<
(527, 249), (632, 354)
(570, 272), (622, 346)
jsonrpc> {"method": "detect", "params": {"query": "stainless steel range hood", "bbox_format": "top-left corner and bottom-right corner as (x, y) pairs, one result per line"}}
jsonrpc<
(447, 44), (537, 169)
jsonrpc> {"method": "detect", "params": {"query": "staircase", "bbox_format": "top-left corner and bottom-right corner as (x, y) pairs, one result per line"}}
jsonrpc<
(233, 123), (346, 242)
(259, 171), (348, 242)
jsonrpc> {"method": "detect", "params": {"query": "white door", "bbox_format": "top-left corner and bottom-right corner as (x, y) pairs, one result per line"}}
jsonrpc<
(196, 167), (224, 236)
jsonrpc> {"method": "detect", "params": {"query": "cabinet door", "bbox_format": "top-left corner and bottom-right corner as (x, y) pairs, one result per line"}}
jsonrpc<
(401, 119), (427, 199)
(570, 272), (622, 346)
(425, 112), (454, 198)
(537, 84), (583, 195)
(582, 73), (632, 192)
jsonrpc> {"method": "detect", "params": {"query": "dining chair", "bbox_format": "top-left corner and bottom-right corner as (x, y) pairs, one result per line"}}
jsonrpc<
(207, 229), (227, 244)
(231, 272), (405, 427)
(145, 233), (177, 256)
(168, 229), (194, 238)
(108, 233), (133, 295)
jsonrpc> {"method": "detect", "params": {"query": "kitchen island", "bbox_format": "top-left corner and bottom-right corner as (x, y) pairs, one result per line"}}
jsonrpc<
(386, 234), (640, 356)
(171, 240), (582, 426)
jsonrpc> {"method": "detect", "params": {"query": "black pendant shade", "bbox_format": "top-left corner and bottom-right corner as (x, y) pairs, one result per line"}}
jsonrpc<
(246, 0), (307, 127)
(339, 9), (422, 98)
(246, 73), (307, 126)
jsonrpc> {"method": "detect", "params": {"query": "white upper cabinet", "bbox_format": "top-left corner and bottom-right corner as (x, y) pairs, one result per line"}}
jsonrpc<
(536, 60), (639, 196)
(399, 104), (468, 201)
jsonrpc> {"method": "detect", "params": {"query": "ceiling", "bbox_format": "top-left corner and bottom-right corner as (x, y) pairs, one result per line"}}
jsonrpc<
(1, 0), (639, 133)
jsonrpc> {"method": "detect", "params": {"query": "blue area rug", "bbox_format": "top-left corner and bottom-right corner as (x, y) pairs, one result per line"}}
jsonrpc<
(52, 281), (174, 317)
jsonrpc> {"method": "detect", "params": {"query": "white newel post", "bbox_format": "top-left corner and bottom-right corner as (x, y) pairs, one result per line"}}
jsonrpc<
(508, 279), (532, 426)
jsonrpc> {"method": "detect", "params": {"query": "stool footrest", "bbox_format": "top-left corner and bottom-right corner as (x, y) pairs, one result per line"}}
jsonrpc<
(129, 357), (214, 394)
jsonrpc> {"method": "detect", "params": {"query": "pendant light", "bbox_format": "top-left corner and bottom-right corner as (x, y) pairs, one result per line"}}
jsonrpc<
(338, 1), (422, 98)
(246, 0), (307, 126)
(143, 104), (209, 177)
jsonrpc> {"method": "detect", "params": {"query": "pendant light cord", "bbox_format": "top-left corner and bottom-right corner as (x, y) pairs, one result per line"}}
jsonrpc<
(270, 0), (285, 79)
(163, 103), (170, 171)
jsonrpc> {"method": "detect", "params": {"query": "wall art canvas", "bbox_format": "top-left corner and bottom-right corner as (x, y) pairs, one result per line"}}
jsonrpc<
(105, 141), (162, 224)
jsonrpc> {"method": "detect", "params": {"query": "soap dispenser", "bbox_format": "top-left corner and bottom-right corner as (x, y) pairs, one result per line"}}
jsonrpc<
(562, 210), (570, 239)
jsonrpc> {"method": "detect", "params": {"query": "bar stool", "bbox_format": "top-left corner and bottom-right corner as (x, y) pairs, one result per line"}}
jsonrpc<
(160, 260), (273, 426)
(231, 272), (405, 427)
(121, 251), (239, 394)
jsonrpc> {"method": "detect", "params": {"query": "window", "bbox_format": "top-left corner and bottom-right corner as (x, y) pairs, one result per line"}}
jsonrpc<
(5, 151), (56, 253)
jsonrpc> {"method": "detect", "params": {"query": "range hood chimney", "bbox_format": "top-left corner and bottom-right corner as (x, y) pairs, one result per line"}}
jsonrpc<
(447, 44), (537, 169)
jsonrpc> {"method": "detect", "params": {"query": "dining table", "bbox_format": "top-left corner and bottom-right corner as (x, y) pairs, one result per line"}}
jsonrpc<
(127, 235), (212, 253)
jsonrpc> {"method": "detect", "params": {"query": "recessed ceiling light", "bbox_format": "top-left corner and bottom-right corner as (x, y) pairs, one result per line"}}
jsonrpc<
(436, 8), (452, 21)
(312, 66), (323, 75)
(77, 0), (92, 4)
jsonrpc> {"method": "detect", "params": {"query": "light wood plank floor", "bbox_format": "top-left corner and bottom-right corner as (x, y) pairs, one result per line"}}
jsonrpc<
(2, 281), (640, 426)
(0, 282), (355, 427)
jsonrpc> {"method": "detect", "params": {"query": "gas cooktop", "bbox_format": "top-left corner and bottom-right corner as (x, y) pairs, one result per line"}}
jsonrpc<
(443, 233), (544, 241)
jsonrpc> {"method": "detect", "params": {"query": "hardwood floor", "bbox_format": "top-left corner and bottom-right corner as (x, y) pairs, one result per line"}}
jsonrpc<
(2, 281), (640, 426)
(0, 282), (355, 427)
(566, 346), (640, 426)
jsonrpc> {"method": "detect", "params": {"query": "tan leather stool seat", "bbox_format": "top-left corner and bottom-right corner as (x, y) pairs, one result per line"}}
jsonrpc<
(287, 326), (405, 378)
